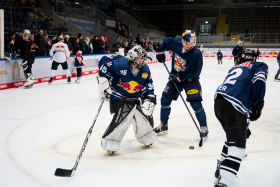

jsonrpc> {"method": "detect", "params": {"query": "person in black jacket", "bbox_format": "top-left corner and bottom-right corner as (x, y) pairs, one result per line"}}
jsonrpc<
(232, 40), (243, 65)
(73, 37), (80, 55)
(43, 33), (51, 56)
(20, 29), (34, 87)
(64, 35), (73, 54)
(92, 36), (98, 54)
(78, 33), (86, 53)
(35, 29), (45, 56)
(96, 36), (105, 54)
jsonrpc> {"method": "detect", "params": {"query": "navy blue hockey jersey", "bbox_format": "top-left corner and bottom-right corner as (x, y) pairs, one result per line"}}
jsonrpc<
(157, 37), (203, 79)
(99, 56), (155, 101)
(215, 61), (268, 118)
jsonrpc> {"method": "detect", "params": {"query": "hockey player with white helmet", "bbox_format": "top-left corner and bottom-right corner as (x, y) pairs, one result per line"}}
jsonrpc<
(20, 29), (34, 87)
(154, 30), (208, 138)
(97, 45), (157, 154)
(214, 51), (268, 187)
(48, 36), (71, 84)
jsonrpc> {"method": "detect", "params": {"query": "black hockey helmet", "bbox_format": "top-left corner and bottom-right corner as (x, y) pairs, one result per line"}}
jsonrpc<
(236, 49), (257, 65)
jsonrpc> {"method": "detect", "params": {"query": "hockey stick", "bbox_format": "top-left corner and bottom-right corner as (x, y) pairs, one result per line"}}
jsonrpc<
(162, 62), (203, 147)
(54, 93), (108, 177)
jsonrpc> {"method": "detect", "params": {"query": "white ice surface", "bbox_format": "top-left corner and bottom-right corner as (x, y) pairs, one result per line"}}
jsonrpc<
(0, 57), (280, 187)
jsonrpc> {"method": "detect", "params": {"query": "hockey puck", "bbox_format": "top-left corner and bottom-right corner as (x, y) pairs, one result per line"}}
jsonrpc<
(189, 146), (194, 149)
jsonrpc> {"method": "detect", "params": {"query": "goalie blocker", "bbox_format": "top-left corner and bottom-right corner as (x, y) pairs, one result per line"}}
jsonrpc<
(102, 97), (157, 153)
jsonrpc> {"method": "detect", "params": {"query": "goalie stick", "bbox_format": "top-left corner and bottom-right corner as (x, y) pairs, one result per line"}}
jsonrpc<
(54, 93), (107, 177)
(162, 62), (203, 147)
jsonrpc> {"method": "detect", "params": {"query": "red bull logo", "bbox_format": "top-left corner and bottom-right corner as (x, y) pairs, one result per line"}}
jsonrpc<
(268, 51), (278, 55)
(117, 80), (143, 93)
(174, 54), (186, 72)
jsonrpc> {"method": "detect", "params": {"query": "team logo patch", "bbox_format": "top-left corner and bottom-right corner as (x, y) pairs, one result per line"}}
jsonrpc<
(142, 73), (148, 79)
(117, 80), (143, 93)
(174, 54), (186, 72)
(187, 89), (199, 94)
(107, 62), (112, 66)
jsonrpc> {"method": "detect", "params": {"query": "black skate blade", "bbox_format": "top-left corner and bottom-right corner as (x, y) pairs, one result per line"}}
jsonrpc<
(54, 168), (73, 177)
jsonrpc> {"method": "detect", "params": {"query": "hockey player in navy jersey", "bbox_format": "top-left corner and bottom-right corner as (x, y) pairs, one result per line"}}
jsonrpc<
(214, 51), (268, 187)
(97, 45), (157, 154)
(153, 30), (208, 137)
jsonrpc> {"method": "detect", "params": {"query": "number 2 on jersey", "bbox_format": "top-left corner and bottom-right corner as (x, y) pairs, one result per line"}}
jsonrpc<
(224, 68), (243, 85)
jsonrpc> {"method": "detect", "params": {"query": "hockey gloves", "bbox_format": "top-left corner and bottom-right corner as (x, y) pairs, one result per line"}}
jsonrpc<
(169, 74), (183, 83)
(249, 102), (264, 121)
(156, 51), (165, 63)
(140, 95), (156, 116)
(246, 129), (251, 139)
(96, 75), (112, 95)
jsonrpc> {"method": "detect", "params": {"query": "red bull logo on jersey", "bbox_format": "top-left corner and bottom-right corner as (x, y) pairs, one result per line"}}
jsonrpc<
(117, 80), (143, 93)
(174, 54), (186, 72)
(55, 45), (65, 52)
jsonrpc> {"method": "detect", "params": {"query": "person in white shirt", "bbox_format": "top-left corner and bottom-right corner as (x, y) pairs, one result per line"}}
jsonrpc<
(48, 36), (71, 84)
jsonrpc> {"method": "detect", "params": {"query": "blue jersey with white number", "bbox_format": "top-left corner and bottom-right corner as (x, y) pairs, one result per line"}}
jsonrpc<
(157, 37), (203, 79)
(99, 55), (155, 101)
(215, 61), (268, 118)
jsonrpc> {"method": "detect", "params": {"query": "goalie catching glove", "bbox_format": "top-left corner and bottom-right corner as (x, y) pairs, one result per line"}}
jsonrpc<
(96, 75), (112, 95)
(140, 95), (157, 116)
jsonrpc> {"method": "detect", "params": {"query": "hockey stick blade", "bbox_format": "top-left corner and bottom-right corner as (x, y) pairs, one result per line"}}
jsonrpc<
(55, 168), (73, 177)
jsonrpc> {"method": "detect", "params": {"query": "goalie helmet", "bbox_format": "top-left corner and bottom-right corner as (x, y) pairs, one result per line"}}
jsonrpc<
(127, 45), (151, 69)
(22, 29), (31, 38)
(237, 50), (257, 65)
(182, 30), (196, 46)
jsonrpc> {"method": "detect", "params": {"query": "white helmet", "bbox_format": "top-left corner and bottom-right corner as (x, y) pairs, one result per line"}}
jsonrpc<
(22, 29), (31, 38)
(127, 45), (151, 69)
(237, 40), (242, 45)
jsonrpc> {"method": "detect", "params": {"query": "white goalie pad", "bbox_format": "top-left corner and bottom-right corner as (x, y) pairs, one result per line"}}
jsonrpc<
(102, 103), (136, 151)
(132, 109), (158, 145)
(96, 75), (112, 95)
(101, 138), (121, 152)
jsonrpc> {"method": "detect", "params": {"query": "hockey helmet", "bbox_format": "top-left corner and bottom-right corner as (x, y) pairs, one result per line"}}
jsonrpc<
(127, 45), (151, 69)
(218, 49), (221, 51)
(76, 51), (82, 57)
(22, 29), (31, 38)
(182, 30), (196, 45)
(237, 40), (242, 45)
(237, 50), (257, 65)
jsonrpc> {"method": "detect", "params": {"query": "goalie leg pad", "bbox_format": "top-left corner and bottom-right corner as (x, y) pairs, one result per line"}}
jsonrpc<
(133, 108), (158, 146)
(102, 100), (136, 151)
(101, 138), (121, 152)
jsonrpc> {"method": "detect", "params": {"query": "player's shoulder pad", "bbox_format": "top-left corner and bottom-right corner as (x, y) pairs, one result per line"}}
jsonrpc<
(251, 61), (269, 72)
(114, 57), (130, 71)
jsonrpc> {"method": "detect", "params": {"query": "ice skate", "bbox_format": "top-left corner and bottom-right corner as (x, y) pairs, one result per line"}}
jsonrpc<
(214, 176), (227, 187)
(153, 122), (168, 135)
(48, 77), (53, 84)
(274, 76), (280, 82)
(215, 159), (221, 178)
(146, 144), (153, 148)
(24, 73), (34, 87)
(108, 150), (116, 155)
(200, 126), (209, 138)
(75, 79), (80, 83)
(67, 76), (71, 84)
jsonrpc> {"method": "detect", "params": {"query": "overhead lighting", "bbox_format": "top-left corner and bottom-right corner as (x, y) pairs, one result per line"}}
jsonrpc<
(205, 21), (208, 24)
(75, 2), (79, 4)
